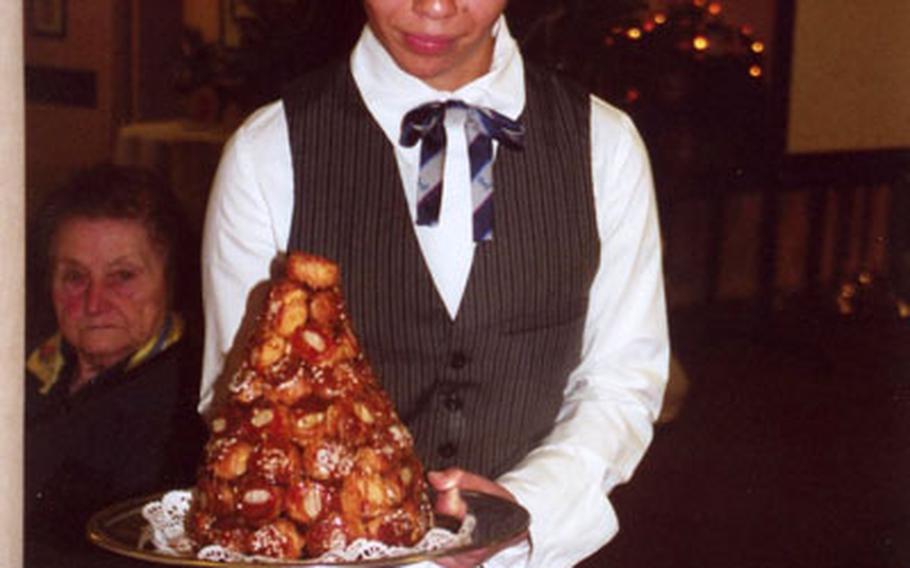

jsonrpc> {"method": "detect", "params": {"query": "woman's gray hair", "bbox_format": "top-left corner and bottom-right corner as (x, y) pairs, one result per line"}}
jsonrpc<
(38, 164), (185, 299)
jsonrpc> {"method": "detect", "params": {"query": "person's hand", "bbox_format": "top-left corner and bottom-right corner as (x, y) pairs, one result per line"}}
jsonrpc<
(428, 468), (529, 568)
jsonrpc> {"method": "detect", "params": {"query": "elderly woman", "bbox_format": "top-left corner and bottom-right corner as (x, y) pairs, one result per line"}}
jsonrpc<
(25, 165), (205, 566)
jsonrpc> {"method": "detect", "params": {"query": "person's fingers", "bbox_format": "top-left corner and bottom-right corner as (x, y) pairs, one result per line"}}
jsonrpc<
(428, 468), (516, 501)
(427, 468), (464, 491)
(428, 469), (529, 568)
(427, 467), (520, 522)
(428, 468), (468, 518)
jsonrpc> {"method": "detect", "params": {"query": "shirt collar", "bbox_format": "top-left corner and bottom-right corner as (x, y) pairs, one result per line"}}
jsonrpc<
(26, 312), (185, 395)
(350, 15), (526, 147)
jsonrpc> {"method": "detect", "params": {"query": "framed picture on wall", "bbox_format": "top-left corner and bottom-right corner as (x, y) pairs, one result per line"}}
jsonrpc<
(28, 0), (67, 39)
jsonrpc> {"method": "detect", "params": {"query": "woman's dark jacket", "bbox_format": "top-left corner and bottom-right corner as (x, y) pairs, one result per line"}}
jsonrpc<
(24, 317), (206, 567)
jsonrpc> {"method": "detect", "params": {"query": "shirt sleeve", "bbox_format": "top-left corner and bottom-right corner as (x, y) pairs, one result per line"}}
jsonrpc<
(494, 95), (670, 568)
(199, 103), (293, 415)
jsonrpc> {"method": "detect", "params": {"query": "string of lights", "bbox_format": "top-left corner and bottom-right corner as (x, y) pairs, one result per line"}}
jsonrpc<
(590, 0), (773, 186)
(603, 0), (767, 94)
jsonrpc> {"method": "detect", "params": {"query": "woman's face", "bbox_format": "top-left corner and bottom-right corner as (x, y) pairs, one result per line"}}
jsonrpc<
(50, 217), (168, 370)
(364, 0), (507, 91)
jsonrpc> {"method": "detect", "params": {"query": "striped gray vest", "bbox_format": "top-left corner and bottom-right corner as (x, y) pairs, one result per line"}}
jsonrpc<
(283, 62), (599, 478)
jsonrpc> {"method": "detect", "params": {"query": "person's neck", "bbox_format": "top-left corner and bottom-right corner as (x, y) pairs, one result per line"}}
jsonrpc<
(69, 351), (129, 395)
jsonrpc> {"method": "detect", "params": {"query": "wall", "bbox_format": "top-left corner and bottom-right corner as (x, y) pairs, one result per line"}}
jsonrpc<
(25, 1), (183, 219)
(25, 0), (124, 215)
(787, 0), (910, 153)
(183, 2), (220, 43)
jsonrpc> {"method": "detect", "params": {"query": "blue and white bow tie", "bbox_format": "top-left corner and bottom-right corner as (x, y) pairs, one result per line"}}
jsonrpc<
(400, 100), (524, 242)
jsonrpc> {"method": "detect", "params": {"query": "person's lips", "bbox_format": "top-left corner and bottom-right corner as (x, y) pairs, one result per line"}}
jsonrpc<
(81, 323), (121, 331)
(402, 33), (455, 56)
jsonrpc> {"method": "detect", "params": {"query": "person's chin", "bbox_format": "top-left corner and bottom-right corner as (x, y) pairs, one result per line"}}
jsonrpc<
(396, 55), (462, 89)
(392, 46), (446, 72)
(78, 330), (133, 357)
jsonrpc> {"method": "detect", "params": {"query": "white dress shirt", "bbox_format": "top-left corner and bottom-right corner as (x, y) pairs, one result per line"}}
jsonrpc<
(201, 17), (669, 568)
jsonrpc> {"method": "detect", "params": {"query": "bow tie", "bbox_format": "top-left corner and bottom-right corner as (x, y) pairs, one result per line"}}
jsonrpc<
(399, 100), (525, 242)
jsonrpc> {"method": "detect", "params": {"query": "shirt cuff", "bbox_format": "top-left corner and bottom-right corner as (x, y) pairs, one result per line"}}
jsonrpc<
(485, 538), (532, 568)
(497, 445), (619, 567)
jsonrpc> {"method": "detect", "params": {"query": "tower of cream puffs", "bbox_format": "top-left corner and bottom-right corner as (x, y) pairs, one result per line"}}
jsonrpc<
(187, 253), (433, 559)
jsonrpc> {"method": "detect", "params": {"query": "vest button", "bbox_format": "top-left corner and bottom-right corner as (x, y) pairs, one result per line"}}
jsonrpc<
(449, 352), (468, 370)
(437, 441), (458, 459)
(443, 393), (464, 412)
